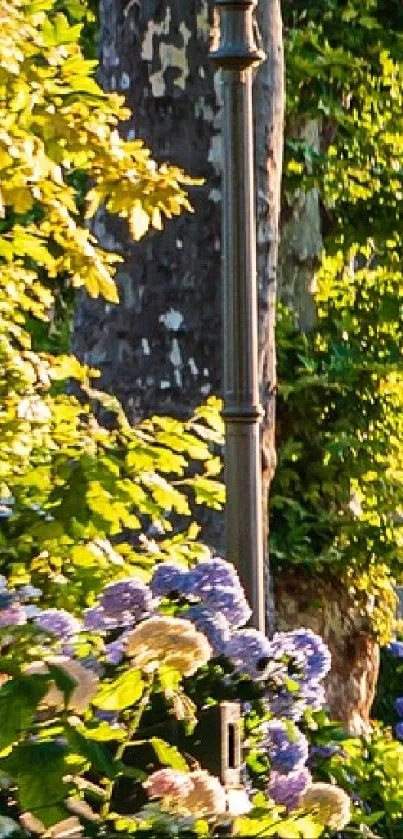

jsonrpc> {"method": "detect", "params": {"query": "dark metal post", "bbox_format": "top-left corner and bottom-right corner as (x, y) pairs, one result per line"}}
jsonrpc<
(210, 1), (265, 631)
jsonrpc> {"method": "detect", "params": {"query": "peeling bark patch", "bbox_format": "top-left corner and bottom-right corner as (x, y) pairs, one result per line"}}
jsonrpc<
(141, 8), (191, 97)
(209, 188), (221, 203)
(196, 0), (210, 40)
(159, 309), (184, 331)
(141, 8), (171, 61)
(120, 72), (131, 90)
(208, 133), (222, 175)
(189, 357), (198, 376)
(149, 44), (189, 96)
(169, 338), (182, 367)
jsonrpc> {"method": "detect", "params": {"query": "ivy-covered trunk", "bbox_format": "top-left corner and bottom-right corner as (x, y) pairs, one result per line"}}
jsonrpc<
(271, 114), (380, 733)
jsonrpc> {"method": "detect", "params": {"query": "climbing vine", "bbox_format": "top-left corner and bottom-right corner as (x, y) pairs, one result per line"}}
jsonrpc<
(271, 0), (403, 642)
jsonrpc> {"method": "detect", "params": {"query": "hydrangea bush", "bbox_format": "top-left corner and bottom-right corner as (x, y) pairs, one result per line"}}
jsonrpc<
(0, 557), (351, 838)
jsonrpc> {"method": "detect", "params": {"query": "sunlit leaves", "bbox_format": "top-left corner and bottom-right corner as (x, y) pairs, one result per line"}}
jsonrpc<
(93, 670), (144, 712)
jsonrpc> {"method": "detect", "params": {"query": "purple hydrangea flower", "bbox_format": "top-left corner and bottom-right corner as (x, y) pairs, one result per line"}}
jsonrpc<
(389, 641), (403, 658)
(150, 564), (190, 597)
(34, 608), (81, 639)
(396, 722), (403, 741)
(189, 557), (252, 628)
(0, 603), (26, 627)
(182, 604), (231, 656)
(308, 744), (341, 762)
(105, 631), (130, 665)
(190, 557), (241, 591)
(268, 632), (306, 672)
(396, 697), (403, 718)
(262, 720), (309, 774)
(100, 577), (153, 624)
(300, 679), (326, 711)
(283, 629), (331, 681)
(83, 606), (122, 632)
(96, 710), (117, 723)
(188, 558), (251, 628)
(267, 766), (311, 810)
(265, 690), (307, 722)
(224, 629), (273, 679)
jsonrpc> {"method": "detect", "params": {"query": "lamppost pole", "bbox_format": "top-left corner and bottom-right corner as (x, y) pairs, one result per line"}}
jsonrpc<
(210, 1), (265, 631)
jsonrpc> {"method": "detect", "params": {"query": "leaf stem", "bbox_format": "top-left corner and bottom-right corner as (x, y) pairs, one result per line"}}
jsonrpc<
(101, 675), (153, 820)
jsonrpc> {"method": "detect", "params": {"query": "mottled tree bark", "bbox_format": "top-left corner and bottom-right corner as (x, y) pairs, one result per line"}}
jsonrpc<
(72, 0), (284, 566)
(73, 0), (222, 424)
(73, 0), (225, 548)
(255, 0), (284, 628)
(277, 119), (322, 332)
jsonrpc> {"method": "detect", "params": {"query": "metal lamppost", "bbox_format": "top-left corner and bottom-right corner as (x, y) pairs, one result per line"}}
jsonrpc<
(210, 1), (266, 632)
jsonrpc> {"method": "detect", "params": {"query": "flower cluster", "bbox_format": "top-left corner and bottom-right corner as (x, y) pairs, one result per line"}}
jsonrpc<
(126, 615), (211, 677)
(299, 783), (351, 831)
(0, 560), (339, 828)
(182, 604), (230, 656)
(84, 578), (153, 632)
(267, 767), (312, 810)
(262, 720), (309, 774)
(225, 629), (272, 680)
(34, 609), (81, 639)
(26, 655), (99, 713)
(388, 640), (403, 658)
(144, 768), (227, 817)
(0, 577), (43, 629)
(150, 555), (251, 630)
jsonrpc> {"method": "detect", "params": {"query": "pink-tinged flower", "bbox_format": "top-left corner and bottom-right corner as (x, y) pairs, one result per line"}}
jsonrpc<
(0, 604), (26, 627)
(143, 768), (227, 817)
(143, 768), (193, 800)
(182, 770), (227, 816)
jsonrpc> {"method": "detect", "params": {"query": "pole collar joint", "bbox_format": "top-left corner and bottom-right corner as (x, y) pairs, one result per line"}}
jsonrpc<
(209, 0), (265, 71)
(222, 404), (264, 423)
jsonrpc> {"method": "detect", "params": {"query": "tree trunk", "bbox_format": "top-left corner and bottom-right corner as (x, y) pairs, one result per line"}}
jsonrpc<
(255, 0), (284, 629)
(72, 1), (379, 729)
(277, 118), (322, 332)
(73, 0), (222, 425)
(72, 0), (225, 549)
(273, 117), (379, 733)
(72, 0), (284, 570)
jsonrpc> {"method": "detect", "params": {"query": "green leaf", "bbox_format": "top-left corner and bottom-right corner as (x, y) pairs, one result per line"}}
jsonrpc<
(2, 741), (71, 827)
(0, 675), (49, 751)
(150, 738), (188, 772)
(93, 670), (144, 711)
(77, 721), (126, 742)
(65, 725), (118, 779)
